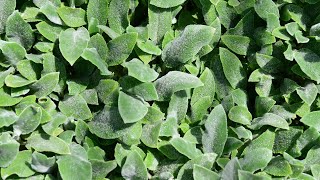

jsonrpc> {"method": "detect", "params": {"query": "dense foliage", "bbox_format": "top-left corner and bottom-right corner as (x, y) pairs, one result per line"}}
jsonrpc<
(1, 0), (320, 179)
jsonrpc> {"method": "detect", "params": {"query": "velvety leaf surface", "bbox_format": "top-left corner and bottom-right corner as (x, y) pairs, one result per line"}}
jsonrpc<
(59, 27), (90, 65)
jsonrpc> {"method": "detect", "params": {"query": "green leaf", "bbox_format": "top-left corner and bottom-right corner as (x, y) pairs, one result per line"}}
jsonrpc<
(121, 151), (148, 180)
(136, 40), (162, 55)
(0, 40), (26, 66)
(30, 72), (59, 98)
(0, 133), (19, 168)
(221, 158), (241, 180)
(202, 104), (228, 157)
(13, 105), (41, 135)
(88, 105), (134, 139)
(221, 35), (251, 55)
(293, 48), (320, 83)
(249, 113), (289, 130)
(42, 112), (68, 136)
(90, 160), (117, 179)
(6, 11), (34, 50)
(193, 164), (220, 180)
(81, 48), (111, 75)
(254, 0), (279, 20)
(5, 74), (35, 88)
(31, 152), (56, 173)
(58, 94), (92, 121)
(57, 143), (92, 180)
(300, 111), (320, 131)
(167, 90), (188, 123)
(38, 2), (63, 25)
(1, 150), (35, 179)
(162, 25), (215, 67)
(0, 0), (16, 34)
(95, 79), (119, 105)
(57, 6), (86, 27)
(243, 130), (275, 155)
(36, 21), (65, 42)
(241, 148), (272, 172)
(141, 120), (162, 148)
(59, 27), (90, 65)
(88, 33), (108, 61)
(148, 5), (172, 44)
(264, 156), (293, 176)
(108, 0), (130, 34)
(120, 76), (159, 101)
(87, 0), (108, 25)
(150, 0), (186, 8)
(238, 170), (272, 180)
(27, 133), (71, 154)
(0, 87), (22, 107)
(106, 32), (138, 66)
(228, 106), (252, 125)
(304, 146), (320, 171)
(118, 91), (148, 123)
(0, 108), (18, 128)
(219, 47), (247, 88)
(191, 67), (215, 105)
(170, 137), (202, 159)
(177, 153), (217, 180)
(124, 58), (159, 82)
(154, 71), (203, 101)
(297, 83), (318, 106)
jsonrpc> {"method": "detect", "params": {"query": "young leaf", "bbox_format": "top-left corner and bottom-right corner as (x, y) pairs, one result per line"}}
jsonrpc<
(1, 150), (35, 179)
(124, 58), (159, 82)
(228, 106), (252, 125)
(81, 48), (111, 76)
(150, 0), (187, 8)
(170, 137), (202, 159)
(57, 143), (92, 180)
(27, 133), (70, 154)
(162, 25), (215, 67)
(293, 48), (320, 83)
(221, 35), (251, 55)
(254, 0), (279, 20)
(59, 27), (90, 65)
(6, 11), (34, 50)
(202, 104), (228, 157)
(193, 164), (220, 180)
(0, 133), (19, 168)
(148, 5), (172, 44)
(30, 72), (59, 98)
(0, 0), (16, 34)
(297, 83), (318, 106)
(13, 105), (41, 135)
(106, 32), (138, 66)
(154, 71), (203, 101)
(249, 113), (289, 130)
(31, 152), (56, 173)
(118, 91), (148, 123)
(57, 7), (86, 27)
(88, 105), (135, 139)
(300, 111), (320, 131)
(219, 47), (247, 89)
(108, 0), (130, 34)
(58, 94), (92, 121)
(87, 0), (108, 25)
(121, 151), (148, 180)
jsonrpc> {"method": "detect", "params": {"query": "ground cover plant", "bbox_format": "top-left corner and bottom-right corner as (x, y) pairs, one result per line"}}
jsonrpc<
(1, 0), (320, 179)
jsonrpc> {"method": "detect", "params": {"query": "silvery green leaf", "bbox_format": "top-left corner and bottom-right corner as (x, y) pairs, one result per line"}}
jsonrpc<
(59, 27), (90, 65)
(6, 11), (34, 50)
(202, 104), (227, 157)
(0, 0), (16, 34)
(162, 25), (215, 67)
(154, 71), (203, 101)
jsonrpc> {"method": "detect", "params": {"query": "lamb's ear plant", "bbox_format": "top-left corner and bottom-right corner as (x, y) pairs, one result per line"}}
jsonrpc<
(1, 0), (320, 179)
